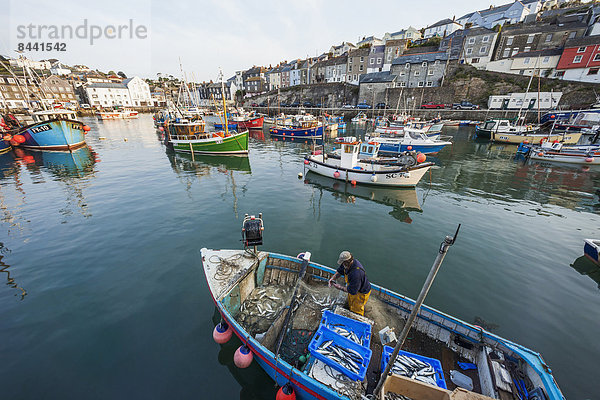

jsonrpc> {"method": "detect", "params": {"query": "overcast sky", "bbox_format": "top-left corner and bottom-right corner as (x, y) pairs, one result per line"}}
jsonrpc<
(4, 0), (494, 81)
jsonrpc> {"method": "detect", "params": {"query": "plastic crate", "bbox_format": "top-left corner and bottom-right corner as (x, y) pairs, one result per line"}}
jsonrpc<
(381, 346), (447, 389)
(308, 326), (372, 381)
(320, 310), (372, 347)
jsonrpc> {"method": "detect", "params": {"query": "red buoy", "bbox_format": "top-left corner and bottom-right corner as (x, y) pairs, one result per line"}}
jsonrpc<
(416, 153), (426, 163)
(2, 134), (11, 141)
(304, 159), (309, 165)
(83, 125), (91, 132)
(23, 155), (35, 163)
(234, 345), (253, 368)
(213, 322), (233, 344)
(10, 139), (19, 146)
(585, 157), (594, 163)
(159, 126), (164, 131)
(276, 383), (296, 400)
(407, 146), (413, 151)
(13, 135), (25, 144)
(351, 180), (357, 186)
(538, 152), (544, 157)
(333, 171), (340, 178)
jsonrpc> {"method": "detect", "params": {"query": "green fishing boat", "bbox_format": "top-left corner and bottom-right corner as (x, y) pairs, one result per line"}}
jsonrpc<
(169, 129), (249, 154)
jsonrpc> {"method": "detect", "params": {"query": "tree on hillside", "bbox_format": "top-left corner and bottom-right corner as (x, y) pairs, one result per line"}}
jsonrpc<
(117, 71), (127, 79)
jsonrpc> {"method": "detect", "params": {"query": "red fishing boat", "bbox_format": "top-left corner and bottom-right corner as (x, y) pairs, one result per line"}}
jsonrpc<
(236, 115), (264, 130)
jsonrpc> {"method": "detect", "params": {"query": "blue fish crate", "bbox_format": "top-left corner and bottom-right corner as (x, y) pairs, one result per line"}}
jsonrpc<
(308, 326), (372, 381)
(381, 346), (447, 389)
(320, 310), (372, 347)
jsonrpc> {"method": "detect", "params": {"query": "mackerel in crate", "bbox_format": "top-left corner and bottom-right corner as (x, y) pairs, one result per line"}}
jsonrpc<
(381, 346), (447, 389)
(320, 310), (372, 346)
(308, 326), (372, 381)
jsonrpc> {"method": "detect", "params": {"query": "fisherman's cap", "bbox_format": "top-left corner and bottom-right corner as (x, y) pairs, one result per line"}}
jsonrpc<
(337, 251), (352, 265)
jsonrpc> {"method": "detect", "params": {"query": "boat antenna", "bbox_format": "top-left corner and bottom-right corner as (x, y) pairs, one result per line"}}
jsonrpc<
(373, 224), (461, 399)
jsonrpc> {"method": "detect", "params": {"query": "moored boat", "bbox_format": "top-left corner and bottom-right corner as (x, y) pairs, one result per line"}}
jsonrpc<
(201, 235), (565, 399)
(351, 112), (368, 123)
(18, 110), (88, 151)
(517, 141), (600, 165)
(491, 130), (581, 145)
(0, 138), (11, 154)
(305, 137), (432, 187)
(232, 114), (264, 130)
(169, 129), (249, 155)
(368, 129), (452, 155)
(97, 108), (139, 120)
(476, 119), (537, 139)
(214, 122), (238, 130)
(584, 239), (600, 265)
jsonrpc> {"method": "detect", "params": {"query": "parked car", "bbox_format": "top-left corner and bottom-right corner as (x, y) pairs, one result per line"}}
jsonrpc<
(290, 101), (301, 108)
(342, 104), (355, 109)
(80, 104), (91, 109)
(356, 102), (372, 109)
(280, 102), (290, 108)
(315, 103), (322, 108)
(421, 102), (446, 109)
(452, 101), (480, 110)
(303, 101), (313, 108)
(250, 102), (258, 107)
(375, 103), (389, 109)
(259, 101), (268, 107)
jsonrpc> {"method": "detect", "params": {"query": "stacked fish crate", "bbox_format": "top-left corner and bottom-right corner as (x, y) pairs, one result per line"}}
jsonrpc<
(307, 310), (372, 381)
(381, 346), (447, 389)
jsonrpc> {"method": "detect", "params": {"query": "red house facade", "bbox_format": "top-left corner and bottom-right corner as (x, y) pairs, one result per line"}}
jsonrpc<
(556, 37), (600, 83)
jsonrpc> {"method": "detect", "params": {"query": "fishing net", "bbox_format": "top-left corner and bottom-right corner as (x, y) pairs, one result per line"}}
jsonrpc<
(278, 329), (313, 366)
(237, 285), (291, 335)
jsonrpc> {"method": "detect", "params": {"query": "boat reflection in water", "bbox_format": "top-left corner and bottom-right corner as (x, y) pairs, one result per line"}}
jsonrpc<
(571, 256), (600, 290)
(303, 172), (423, 224)
(167, 150), (251, 175)
(0, 243), (27, 300)
(13, 145), (98, 179)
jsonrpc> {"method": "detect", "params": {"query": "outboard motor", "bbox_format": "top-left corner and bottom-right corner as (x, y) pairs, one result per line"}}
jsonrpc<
(242, 213), (264, 251)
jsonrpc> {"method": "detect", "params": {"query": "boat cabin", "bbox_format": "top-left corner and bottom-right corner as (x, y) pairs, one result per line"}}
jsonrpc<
(336, 137), (360, 168)
(32, 110), (77, 123)
(358, 141), (381, 159)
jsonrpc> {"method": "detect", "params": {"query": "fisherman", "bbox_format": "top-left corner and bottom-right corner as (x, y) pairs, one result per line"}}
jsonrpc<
(328, 251), (371, 316)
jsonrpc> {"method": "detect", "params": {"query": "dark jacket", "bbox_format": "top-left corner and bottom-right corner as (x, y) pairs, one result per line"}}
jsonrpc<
(337, 259), (371, 295)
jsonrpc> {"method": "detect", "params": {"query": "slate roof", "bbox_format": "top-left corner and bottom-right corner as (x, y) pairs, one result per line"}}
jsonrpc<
(512, 48), (563, 58)
(564, 36), (600, 48)
(86, 82), (127, 89)
(426, 18), (459, 29)
(392, 51), (449, 64)
(359, 71), (396, 84)
(501, 21), (588, 35)
(479, 3), (514, 17)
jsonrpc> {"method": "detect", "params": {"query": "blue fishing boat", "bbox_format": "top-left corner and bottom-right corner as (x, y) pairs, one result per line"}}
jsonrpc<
(202, 228), (565, 400)
(270, 123), (324, 138)
(0, 139), (11, 154)
(584, 239), (600, 265)
(18, 110), (88, 151)
(368, 129), (451, 155)
(214, 122), (238, 130)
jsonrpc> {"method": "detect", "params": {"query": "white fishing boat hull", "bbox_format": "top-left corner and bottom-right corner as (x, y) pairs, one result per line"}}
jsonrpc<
(529, 151), (600, 164)
(305, 155), (431, 187)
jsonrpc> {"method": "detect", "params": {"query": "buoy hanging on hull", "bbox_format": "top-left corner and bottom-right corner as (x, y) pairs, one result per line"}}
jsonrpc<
(213, 322), (232, 344)
(276, 383), (296, 400)
(234, 345), (253, 368)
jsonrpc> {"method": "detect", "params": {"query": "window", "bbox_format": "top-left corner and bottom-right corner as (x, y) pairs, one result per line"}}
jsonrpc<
(595, 53), (600, 61)
(422, 62), (427, 67)
(524, 57), (530, 64)
(506, 36), (514, 45)
(400, 82), (407, 87)
(428, 70), (434, 75)
(527, 35), (535, 44)
(480, 46), (487, 54)
(468, 37), (475, 44)
(466, 48), (473, 55)
(426, 81), (433, 87)
(348, 65), (352, 72)
(542, 56), (550, 63)
(405, 63), (410, 69)
(545, 33), (552, 42)
(370, 59), (374, 65)
(573, 55), (583, 63)
(512, 48), (519, 56)
(524, 47), (531, 53)
(399, 72), (405, 76)
(360, 56), (364, 62)
(418, 81), (424, 87)
(568, 31), (576, 40)
(503, 48), (511, 58)
(588, 68), (599, 75)
(555, 71), (565, 77)
(376, 57), (382, 64)
(359, 65), (364, 71)
(482, 35), (489, 43)
(578, 47), (586, 53)
(349, 58), (353, 63)
(414, 71), (420, 76)
(472, 58), (480, 63)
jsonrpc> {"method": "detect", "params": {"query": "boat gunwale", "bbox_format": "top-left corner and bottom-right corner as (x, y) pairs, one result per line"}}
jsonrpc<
(304, 156), (434, 175)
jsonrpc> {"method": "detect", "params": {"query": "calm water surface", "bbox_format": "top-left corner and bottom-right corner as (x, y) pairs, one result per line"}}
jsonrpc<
(0, 115), (599, 399)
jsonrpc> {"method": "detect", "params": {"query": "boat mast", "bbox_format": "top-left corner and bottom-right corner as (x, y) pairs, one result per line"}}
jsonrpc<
(373, 225), (461, 399)
(220, 69), (230, 135)
(517, 67), (536, 127)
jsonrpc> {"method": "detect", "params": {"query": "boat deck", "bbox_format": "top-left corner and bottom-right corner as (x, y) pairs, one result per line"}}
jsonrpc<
(230, 256), (484, 398)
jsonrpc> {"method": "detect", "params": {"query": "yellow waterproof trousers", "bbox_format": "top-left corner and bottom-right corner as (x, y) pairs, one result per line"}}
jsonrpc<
(348, 290), (371, 316)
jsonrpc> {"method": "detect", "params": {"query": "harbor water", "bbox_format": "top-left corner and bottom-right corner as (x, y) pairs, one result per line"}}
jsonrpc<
(0, 115), (599, 399)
